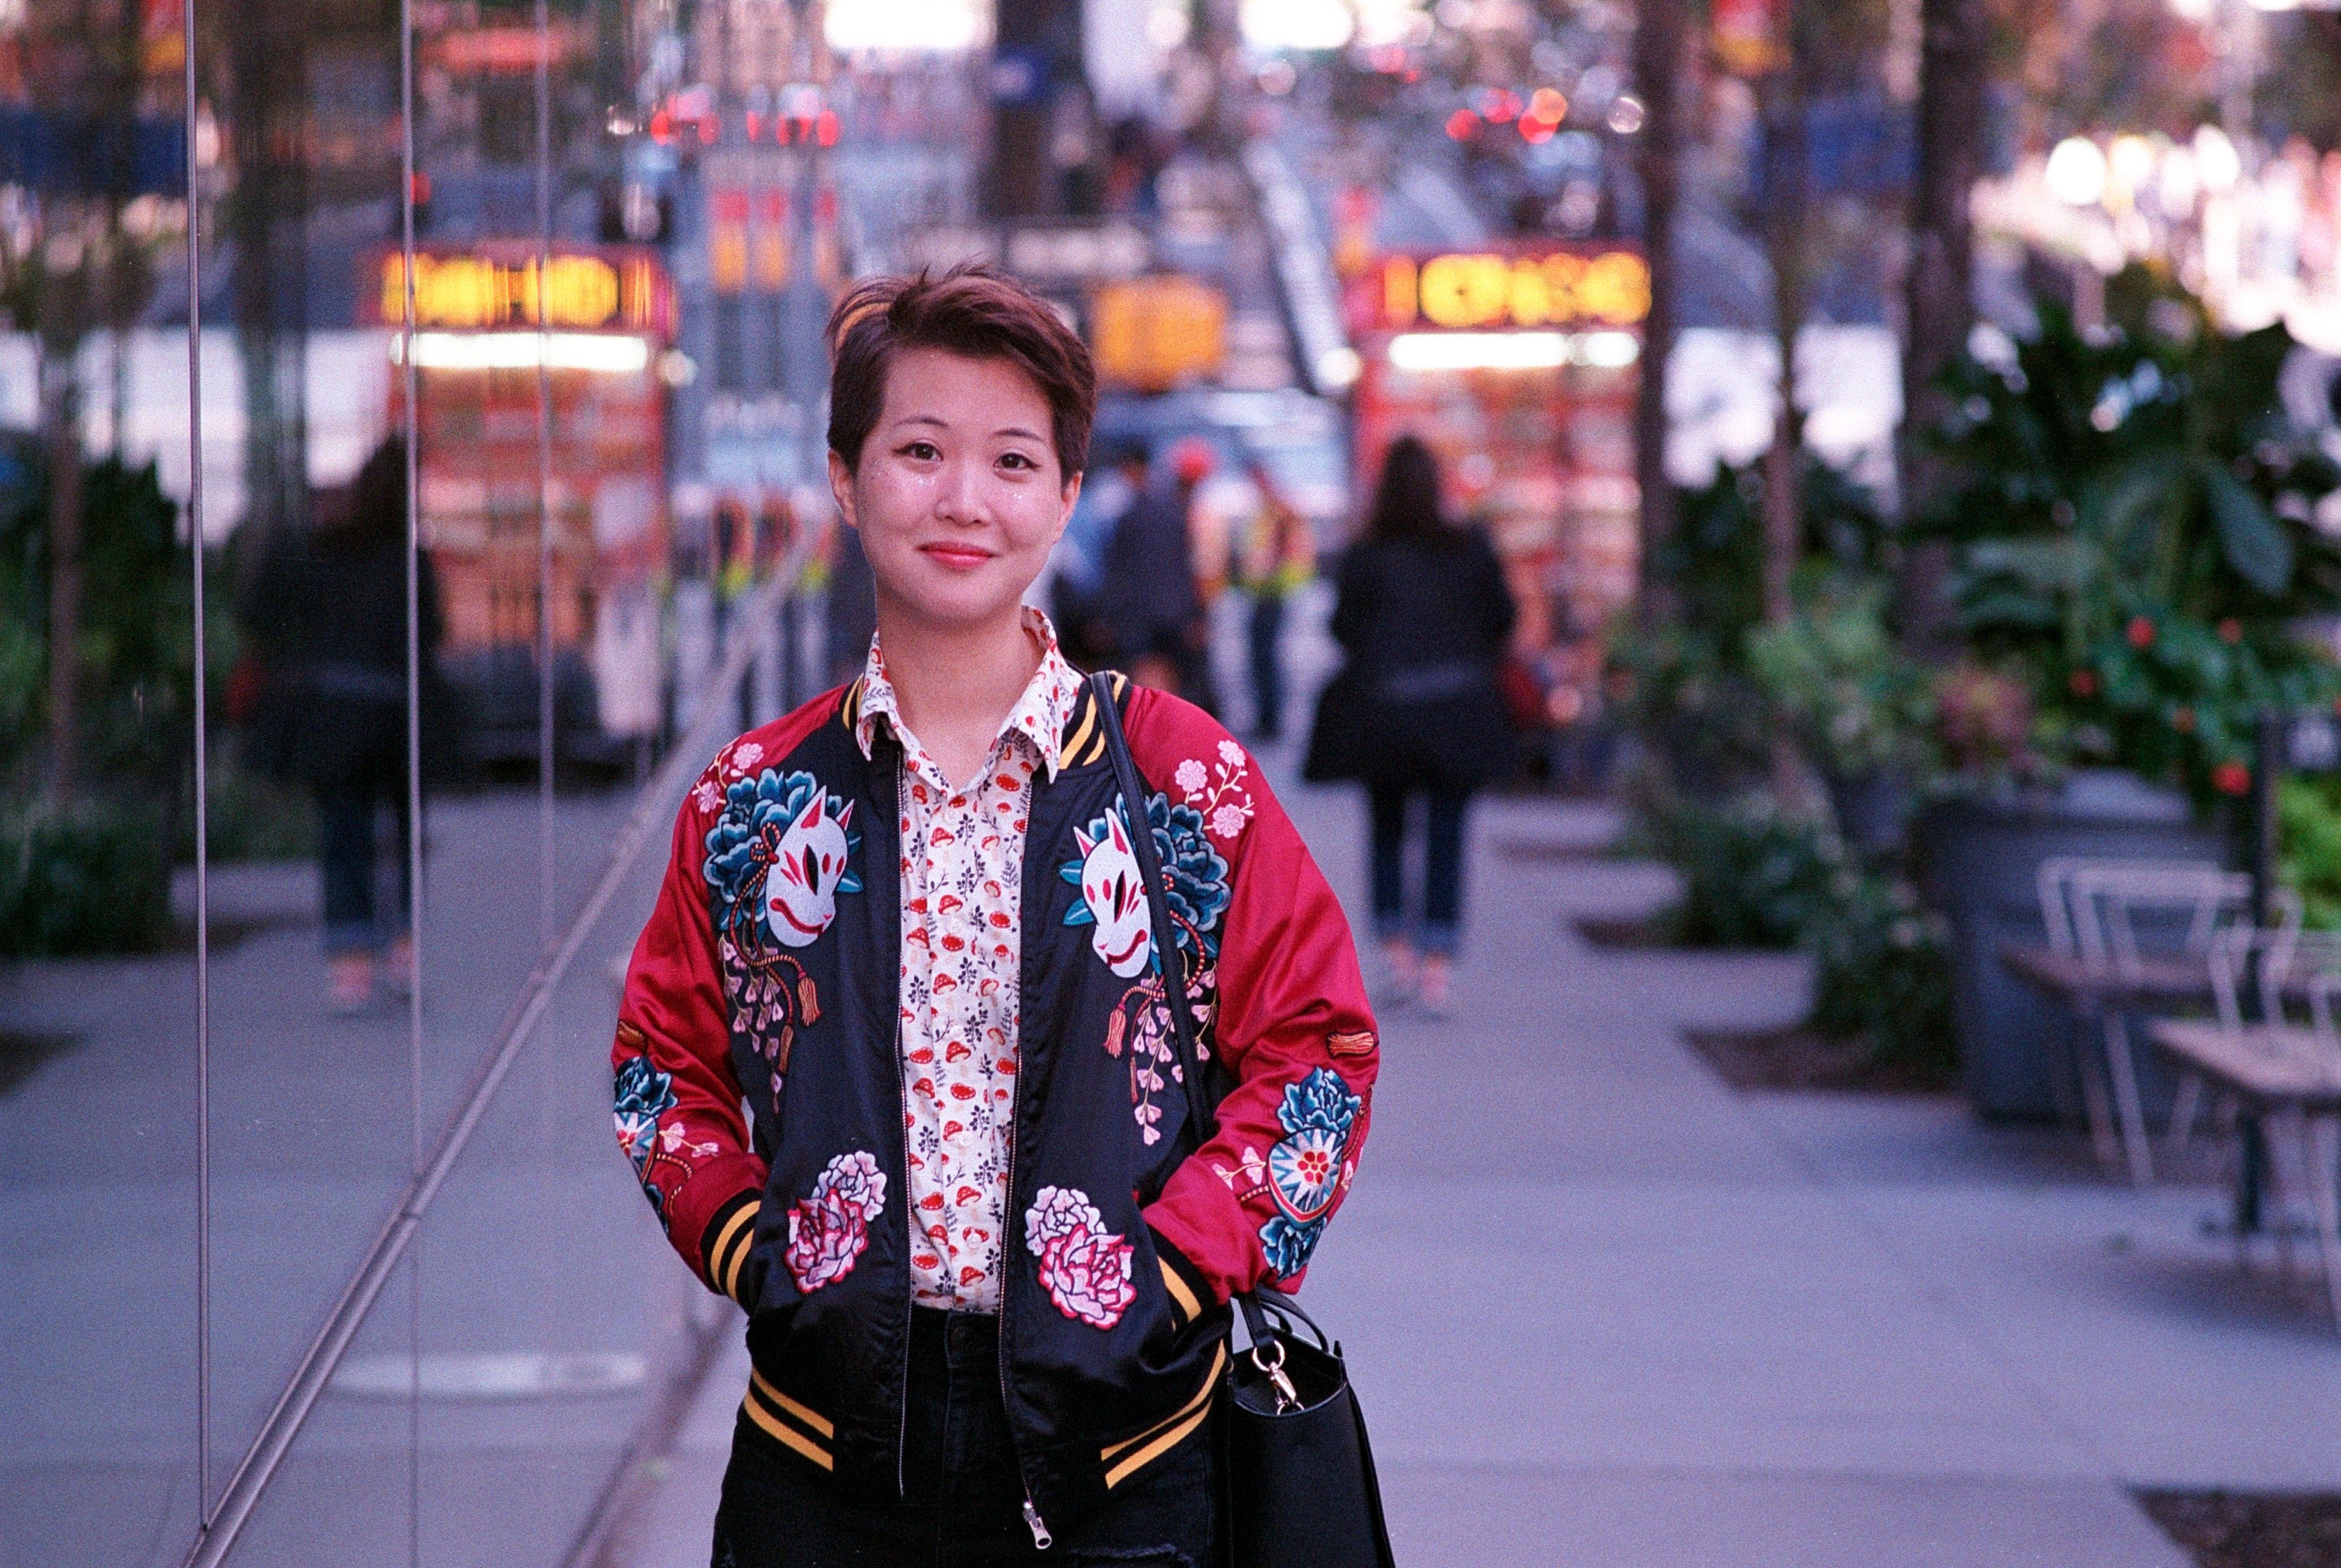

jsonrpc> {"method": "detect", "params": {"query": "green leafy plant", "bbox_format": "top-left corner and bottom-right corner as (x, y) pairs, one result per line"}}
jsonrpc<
(1747, 572), (1936, 778)
(0, 796), (171, 956)
(1921, 275), (2341, 806)
(1629, 787), (1955, 1066)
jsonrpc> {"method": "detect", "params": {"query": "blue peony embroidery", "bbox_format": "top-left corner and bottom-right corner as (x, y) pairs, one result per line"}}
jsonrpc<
(1060, 792), (1230, 968)
(1257, 1068), (1361, 1278)
(612, 1054), (678, 1180)
(703, 768), (863, 949)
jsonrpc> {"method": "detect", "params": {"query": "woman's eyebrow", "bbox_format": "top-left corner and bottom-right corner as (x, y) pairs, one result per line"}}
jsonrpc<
(992, 425), (1045, 443)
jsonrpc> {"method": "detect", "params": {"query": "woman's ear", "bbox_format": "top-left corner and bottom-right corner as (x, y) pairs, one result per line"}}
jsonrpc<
(1051, 469), (1083, 544)
(827, 448), (859, 531)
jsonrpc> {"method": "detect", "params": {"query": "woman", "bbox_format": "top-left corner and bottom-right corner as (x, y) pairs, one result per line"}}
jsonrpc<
(243, 436), (443, 1013)
(610, 265), (1378, 1565)
(1309, 435), (1517, 1016)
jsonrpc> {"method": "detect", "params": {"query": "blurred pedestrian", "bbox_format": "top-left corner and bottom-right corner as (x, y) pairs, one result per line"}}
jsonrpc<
(243, 436), (445, 1013)
(1235, 455), (1314, 741)
(1305, 434), (1517, 1015)
(1096, 440), (1206, 699)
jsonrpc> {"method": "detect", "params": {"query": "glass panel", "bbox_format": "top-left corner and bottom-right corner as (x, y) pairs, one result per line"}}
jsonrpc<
(193, 0), (424, 1515)
(0, 0), (204, 1557)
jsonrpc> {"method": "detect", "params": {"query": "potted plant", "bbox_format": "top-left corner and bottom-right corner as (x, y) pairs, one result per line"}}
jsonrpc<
(1910, 273), (2341, 1118)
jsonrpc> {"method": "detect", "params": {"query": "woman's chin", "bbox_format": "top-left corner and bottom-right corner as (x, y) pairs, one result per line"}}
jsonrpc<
(882, 574), (1030, 636)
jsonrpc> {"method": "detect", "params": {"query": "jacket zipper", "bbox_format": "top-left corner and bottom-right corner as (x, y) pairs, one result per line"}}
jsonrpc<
(889, 751), (915, 1498)
(1003, 765), (1046, 1550)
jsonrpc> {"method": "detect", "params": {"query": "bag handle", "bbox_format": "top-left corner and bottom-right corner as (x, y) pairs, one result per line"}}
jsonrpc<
(1089, 673), (1278, 1348)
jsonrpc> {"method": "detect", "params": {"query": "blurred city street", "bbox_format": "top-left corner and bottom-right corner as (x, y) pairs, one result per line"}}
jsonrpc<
(12, 0), (2341, 1564)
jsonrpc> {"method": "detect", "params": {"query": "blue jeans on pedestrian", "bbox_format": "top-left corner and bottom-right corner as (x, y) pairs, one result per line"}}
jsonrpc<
(316, 778), (411, 956)
(1247, 593), (1286, 740)
(1367, 780), (1471, 958)
(712, 1307), (1218, 1567)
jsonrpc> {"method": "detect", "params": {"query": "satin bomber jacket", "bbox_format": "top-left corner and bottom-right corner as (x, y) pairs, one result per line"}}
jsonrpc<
(610, 672), (1379, 1531)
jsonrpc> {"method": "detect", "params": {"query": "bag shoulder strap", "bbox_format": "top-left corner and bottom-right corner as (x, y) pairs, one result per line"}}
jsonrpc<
(1092, 672), (1277, 1343)
(1089, 671), (1217, 1144)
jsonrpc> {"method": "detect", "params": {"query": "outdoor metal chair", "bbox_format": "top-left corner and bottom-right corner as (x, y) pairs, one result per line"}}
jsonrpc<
(2156, 925), (2341, 1328)
(2031, 858), (2270, 1185)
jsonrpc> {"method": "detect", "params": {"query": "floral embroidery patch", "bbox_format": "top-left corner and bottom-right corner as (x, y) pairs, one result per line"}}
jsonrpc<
(1063, 793), (1233, 1143)
(612, 1053), (679, 1214)
(1257, 1068), (1363, 1278)
(1174, 739), (1256, 844)
(1025, 1185), (1137, 1329)
(784, 1150), (889, 1293)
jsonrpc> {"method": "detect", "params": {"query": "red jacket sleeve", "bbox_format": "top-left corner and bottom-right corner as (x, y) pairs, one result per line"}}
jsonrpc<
(1126, 690), (1380, 1303)
(611, 696), (840, 1306)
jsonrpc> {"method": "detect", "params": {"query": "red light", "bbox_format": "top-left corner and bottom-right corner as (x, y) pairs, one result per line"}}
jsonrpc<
(815, 187), (838, 226)
(1445, 109), (1480, 142)
(1528, 87), (1567, 122)
(1519, 116), (1555, 144)
(815, 110), (839, 147)
(745, 112), (762, 142)
(649, 108), (672, 144)
(408, 171), (431, 204)
(698, 116), (718, 145)
(1479, 88), (1520, 124)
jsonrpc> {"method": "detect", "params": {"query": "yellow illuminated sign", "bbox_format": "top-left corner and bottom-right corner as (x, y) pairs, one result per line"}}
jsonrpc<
(1378, 249), (1649, 332)
(380, 252), (643, 332)
(1091, 276), (1228, 393)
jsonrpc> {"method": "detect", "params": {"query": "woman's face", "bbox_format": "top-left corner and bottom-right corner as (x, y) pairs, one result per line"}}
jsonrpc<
(829, 347), (1080, 636)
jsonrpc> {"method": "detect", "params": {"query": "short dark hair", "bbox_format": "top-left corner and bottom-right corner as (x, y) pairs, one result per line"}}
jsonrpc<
(826, 264), (1097, 482)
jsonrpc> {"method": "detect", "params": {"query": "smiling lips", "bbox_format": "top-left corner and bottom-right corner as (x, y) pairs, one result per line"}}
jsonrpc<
(918, 541), (995, 571)
(1101, 928), (1147, 970)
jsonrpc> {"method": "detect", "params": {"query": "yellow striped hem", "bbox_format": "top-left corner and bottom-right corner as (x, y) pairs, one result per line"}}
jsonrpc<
(1100, 1342), (1223, 1469)
(706, 1202), (759, 1300)
(1156, 1258), (1204, 1328)
(741, 1392), (834, 1471)
(751, 1367), (836, 1438)
(1104, 1400), (1213, 1489)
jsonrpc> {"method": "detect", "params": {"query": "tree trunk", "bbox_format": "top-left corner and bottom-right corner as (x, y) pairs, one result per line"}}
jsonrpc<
(1899, 0), (1987, 646)
(42, 331), (82, 799)
(1758, 25), (1811, 629)
(1632, 0), (1684, 630)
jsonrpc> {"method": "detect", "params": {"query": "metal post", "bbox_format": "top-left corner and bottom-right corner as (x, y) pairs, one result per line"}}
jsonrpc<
(2237, 708), (2283, 1235)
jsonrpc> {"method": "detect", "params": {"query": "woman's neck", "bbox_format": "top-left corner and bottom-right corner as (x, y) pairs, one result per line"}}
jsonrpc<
(875, 600), (1044, 787)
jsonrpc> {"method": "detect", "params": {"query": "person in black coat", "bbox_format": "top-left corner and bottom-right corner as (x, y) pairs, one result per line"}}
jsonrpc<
(243, 436), (444, 1012)
(1305, 435), (1517, 1013)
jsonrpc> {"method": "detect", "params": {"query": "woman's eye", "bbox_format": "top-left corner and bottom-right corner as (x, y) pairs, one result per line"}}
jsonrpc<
(999, 451), (1037, 471)
(899, 440), (940, 461)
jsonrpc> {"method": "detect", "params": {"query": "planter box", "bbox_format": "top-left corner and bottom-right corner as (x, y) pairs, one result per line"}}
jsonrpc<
(1913, 772), (2228, 1122)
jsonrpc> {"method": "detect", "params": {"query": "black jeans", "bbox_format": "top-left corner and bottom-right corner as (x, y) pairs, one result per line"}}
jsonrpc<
(713, 1308), (1218, 1567)
(1367, 780), (1471, 958)
(316, 772), (412, 956)
(1246, 593), (1285, 740)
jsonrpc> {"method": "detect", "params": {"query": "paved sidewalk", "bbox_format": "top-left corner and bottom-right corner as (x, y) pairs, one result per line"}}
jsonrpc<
(624, 773), (2341, 1567)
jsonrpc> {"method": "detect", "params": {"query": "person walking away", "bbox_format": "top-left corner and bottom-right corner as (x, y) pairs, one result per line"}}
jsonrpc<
(243, 436), (445, 1013)
(608, 264), (1379, 1564)
(1166, 437), (1225, 714)
(1306, 434), (1517, 1015)
(1096, 440), (1204, 696)
(1235, 455), (1315, 741)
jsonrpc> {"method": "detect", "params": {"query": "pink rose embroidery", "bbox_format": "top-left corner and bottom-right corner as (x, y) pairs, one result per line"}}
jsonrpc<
(1025, 1185), (1136, 1329)
(785, 1150), (889, 1293)
(1210, 803), (1248, 841)
(1173, 758), (1208, 795)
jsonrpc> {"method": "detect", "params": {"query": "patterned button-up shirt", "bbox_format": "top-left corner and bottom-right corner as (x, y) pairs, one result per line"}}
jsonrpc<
(853, 610), (1084, 1311)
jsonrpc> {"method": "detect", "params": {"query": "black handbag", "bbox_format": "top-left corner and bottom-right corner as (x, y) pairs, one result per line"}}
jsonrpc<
(1091, 672), (1398, 1568)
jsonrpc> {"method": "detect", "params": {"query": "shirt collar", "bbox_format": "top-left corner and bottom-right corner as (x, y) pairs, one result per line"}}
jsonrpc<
(853, 607), (1084, 781)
